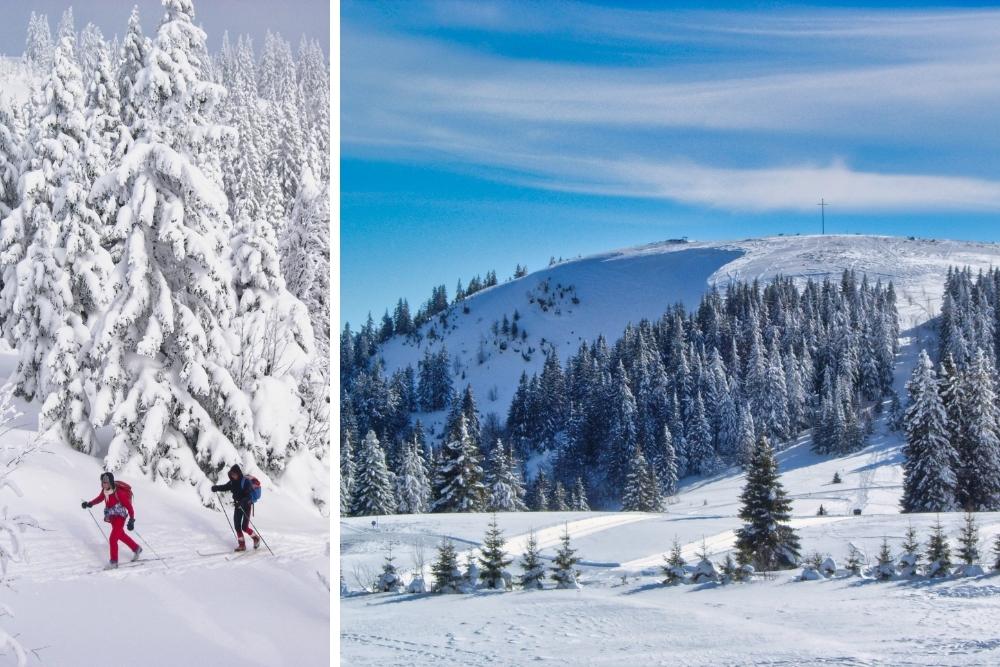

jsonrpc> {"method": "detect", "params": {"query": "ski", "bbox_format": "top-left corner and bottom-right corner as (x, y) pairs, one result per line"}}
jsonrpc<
(197, 549), (234, 558)
(87, 557), (169, 575)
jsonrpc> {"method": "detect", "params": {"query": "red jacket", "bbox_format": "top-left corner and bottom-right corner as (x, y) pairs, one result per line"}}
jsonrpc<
(89, 486), (135, 522)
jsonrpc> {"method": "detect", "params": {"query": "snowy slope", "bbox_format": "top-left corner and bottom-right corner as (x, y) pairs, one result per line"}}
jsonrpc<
(0, 345), (331, 666)
(379, 235), (1000, 432)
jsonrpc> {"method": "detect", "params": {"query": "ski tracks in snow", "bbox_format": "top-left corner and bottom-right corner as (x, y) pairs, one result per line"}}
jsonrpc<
(15, 527), (327, 583)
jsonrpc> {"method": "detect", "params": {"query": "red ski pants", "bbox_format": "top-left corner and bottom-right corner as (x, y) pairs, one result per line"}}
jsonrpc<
(108, 516), (139, 562)
(234, 502), (255, 540)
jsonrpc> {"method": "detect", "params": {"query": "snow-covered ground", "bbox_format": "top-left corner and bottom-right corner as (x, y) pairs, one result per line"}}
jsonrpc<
(380, 234), (1000, 436)
(344, 234), (1000, 665)
(341, 431), (1000, 665)
(0, 344), (331, 666)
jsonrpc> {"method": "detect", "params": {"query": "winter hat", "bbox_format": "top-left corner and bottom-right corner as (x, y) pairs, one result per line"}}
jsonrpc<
(100, 472), (115, 487)
(228, 464), (244, 480)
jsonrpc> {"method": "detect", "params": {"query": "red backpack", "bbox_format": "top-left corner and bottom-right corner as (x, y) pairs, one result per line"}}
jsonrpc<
(114, 481), (134, 505)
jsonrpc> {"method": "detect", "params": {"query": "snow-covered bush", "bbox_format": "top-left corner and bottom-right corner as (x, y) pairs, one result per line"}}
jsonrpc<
(820, 557), (837, 577)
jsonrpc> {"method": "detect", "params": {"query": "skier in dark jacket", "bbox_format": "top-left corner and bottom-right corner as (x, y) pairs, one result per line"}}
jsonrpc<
(211, 464), (260, 551)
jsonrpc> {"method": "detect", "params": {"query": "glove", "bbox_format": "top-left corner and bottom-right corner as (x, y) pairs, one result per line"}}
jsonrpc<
(81, 501), (90, 509)
(210, 485), (220, 492)
(127, 518), (135, 531)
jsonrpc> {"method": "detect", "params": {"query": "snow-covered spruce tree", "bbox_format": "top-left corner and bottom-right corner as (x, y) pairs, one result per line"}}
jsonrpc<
(83, 45), (129, 213)
(25, 11), (54, 70)
(395, 437), (430, 514)
(659, 424), (678, 496)
(349, 431), (395, 517)
(925, 518), (952, 577)
(281, 166), (330, 364)
(550, 525), (581, 589)
(484, 442), (524, 512)
(228, 207), (314, 473)
(431, 417), (485, 513)
(957, 512), (980, 566)
(431, 538), (463, 594)
(0, 97), (23, 221)
(662, 538), (687, 585)
(552, 481), (569, 511)
(0, 36), (111, 454)
(901, 350), (958, 513)
(340, 432), (355, 516)
(875, 539), (894, 580)
(519, 530), (545, 590)
(377, 542), (404, 593)
(899, 523), (921, 576)
(116, 6), (149, 136)
(846, 545), (865, 577)
(622, 444), (662, 512)
(531, 469), (550, 511)
(88, 0), (260, 491)
(955, 350), (1000, 511)
(734, 435), (800, 571)
(572, 476), (590, 511)
(478, 514), (513, 590)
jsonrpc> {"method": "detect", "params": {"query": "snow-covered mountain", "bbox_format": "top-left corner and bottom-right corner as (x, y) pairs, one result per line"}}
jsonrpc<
(380, 234), (1000, 430)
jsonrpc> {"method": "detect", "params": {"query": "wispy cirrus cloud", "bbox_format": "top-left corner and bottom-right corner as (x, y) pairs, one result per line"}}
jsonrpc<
(342, 2), (1000, 213)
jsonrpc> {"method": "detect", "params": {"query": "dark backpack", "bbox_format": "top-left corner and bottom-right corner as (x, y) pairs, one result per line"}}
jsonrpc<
(243, 476), (262, 503)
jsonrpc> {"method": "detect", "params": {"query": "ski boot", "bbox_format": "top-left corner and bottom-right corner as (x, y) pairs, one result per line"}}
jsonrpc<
(104, 561), (119, 570)
(132, 546), (143, 562)
(234, 540), (247, 552)
(252, 534), (261, 550)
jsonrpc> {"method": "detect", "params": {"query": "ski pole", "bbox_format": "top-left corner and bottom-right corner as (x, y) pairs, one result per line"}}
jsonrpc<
(85, 506), (107, 540)
(246, 516), (275, 556)
(133, 528), (170, 569)
(216, 492), (238, 539)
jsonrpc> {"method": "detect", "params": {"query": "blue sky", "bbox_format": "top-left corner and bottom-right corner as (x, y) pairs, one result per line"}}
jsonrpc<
(341, 1), (1000, 327)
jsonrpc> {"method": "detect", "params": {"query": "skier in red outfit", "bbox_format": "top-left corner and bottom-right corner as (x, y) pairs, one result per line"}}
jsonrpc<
(211, 464), (260, 552)
(82, 472), (141, 569)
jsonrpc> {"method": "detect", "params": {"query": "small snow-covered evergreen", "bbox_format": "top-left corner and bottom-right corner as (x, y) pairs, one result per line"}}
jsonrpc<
(957, 512), (980, 566)
(734, 435), (800, 571)
(550, 525), (581, 589)
(431, 538), (463, 594)
(519, 531), (545, 590)
(662, 538), (687, 585)
(478, 515), (512, 590)
(925, 518), (952, 577)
